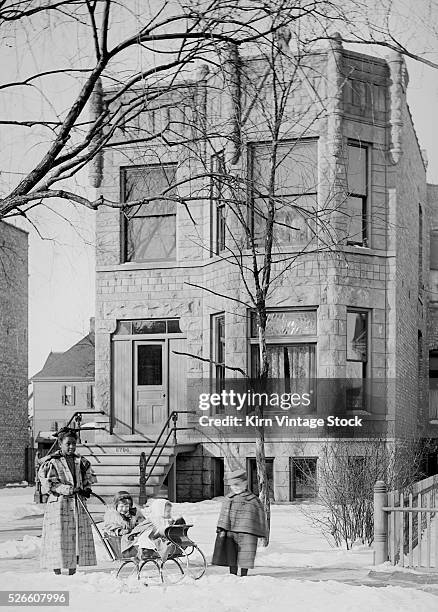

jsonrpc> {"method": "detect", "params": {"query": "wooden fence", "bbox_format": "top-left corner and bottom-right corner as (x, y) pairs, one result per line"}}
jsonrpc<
(374, 475), (438, 570)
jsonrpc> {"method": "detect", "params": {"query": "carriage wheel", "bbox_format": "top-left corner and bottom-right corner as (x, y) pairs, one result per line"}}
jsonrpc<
(138, 559), (162, 586)
(160, 558), (185, 584)
(116, 560), (139, 581)
(184, 546), (207, 580)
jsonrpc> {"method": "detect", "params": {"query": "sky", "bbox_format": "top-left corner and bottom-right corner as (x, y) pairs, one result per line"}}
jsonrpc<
(0, 2), (437, 377)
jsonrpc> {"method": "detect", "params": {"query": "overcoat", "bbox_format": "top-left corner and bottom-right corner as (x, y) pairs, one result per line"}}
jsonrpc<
(38, 452), (97, 569)
(217, 490), (266, 538)
(102, 507), (143, 536)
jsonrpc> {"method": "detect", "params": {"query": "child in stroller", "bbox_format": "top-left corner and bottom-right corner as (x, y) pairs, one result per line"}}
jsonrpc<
(124, 498), (184, 561)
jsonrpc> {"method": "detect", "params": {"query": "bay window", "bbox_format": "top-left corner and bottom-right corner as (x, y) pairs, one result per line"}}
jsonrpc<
(249, 139), (318, 247)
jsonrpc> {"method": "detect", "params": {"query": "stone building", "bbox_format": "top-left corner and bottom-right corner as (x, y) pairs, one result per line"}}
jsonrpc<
(86, 41), (438, 502)
(0, 221), (28, 484)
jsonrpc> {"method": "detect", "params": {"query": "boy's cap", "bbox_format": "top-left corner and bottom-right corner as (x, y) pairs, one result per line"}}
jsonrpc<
(225, 468), (247, 483)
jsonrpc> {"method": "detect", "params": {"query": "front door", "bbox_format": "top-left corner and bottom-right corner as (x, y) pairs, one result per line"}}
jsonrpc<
(134, 341), (167, 434)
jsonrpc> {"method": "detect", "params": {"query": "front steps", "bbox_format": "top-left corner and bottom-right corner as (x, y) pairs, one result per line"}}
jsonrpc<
(79, 442), (196, 504)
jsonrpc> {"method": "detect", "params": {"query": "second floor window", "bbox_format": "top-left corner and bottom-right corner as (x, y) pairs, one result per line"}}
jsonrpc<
(346, 143), (368, 247)
(122, 164), (177, 263)
(62, 385), (75, 406)
(249, 139), (318, 247)
(211, 151), (226, 254)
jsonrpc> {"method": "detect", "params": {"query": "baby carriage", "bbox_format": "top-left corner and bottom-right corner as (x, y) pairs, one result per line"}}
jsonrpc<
(78, 495), (207, 584)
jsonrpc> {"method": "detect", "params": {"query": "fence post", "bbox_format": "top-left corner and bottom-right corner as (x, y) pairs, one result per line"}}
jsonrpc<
(374, 480), (388, 564)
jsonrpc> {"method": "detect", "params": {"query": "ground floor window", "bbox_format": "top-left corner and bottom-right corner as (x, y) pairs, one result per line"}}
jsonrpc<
(290, 457), (318, 500)
(247, 457), (274, 499)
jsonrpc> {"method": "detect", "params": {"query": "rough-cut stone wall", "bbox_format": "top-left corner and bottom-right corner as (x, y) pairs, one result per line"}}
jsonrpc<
(0, 222), (28, 484)
(94, 47), (432, 499)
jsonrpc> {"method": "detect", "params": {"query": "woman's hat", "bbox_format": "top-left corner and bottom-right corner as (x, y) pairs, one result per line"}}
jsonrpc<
(225, 468), (247, 483)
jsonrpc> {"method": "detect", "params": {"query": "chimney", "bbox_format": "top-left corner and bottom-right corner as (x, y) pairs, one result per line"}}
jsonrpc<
(89, 317), (95, 333)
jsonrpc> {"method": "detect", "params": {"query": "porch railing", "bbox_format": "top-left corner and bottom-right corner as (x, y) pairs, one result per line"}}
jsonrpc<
(138, 410), (195, 504)
(374, 476), (438, 570)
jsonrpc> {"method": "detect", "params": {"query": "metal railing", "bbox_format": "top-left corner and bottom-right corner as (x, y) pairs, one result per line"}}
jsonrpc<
(138, 410), (195, 504)
(374, 476), (438, 570)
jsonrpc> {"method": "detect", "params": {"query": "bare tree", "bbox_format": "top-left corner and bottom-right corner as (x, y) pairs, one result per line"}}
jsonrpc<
(299, 439), (427, 549)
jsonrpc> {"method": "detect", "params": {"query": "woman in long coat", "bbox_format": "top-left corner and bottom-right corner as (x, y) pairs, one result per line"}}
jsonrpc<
(215, 468), (266, 577)
(38, 427), (97, 575)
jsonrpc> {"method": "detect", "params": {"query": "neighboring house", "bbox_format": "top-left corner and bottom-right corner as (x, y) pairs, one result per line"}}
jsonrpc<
(32, 327), (96, 447)
(87, 41), (438, 502)
(0, 221), (28, 484)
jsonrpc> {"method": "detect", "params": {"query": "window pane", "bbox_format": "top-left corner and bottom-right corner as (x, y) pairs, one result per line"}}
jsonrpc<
(137, 345), (162, 385)
(251, 310), (317, 337)
(251, 343), (316, 381)
(167, 319), (182, 333)
(252, 141), (318, 195)
(133, 320), (166, 334)
(124, 165), (177, 212)
(347, 145), (367, 196)
(347, 312), (368, 361)
(216, 204), (226, 252)
(127, 215), (176, 262)
(346, 196), (365, 245)
(291, 457), (317, 499)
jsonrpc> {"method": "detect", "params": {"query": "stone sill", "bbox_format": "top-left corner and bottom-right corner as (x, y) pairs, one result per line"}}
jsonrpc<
(97, 247), (395, 272)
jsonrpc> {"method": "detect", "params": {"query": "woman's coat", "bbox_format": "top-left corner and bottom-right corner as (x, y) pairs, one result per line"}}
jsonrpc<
(38, 452), (97, 569)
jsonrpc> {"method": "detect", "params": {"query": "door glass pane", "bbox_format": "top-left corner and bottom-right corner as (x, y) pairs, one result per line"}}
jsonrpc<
(137, 345), (162, 385)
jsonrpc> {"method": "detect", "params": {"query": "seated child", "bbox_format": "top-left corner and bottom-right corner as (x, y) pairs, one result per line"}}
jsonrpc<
(124, 498), (184, 561)
(102, 491), (144, 537)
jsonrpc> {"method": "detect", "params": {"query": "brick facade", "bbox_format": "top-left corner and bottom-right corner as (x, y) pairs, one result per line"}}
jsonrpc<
(0, 222), (28, 484)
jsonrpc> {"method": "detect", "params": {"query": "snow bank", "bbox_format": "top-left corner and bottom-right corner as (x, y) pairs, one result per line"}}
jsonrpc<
(13, 504), (44, 520)
(0, 536), (41, 559)
(0, 571), (436, 612)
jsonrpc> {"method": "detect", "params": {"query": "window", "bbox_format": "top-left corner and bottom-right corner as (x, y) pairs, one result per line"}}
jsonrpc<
(346, 143), (368, 246)
(62, 385), (75, 406)
(211, 151), (226, 254)
(211, 314), (225, 412)
(290, 457), (317, 499)
(114, 319), (182, 335)
(248, 458), (274, 499)
(346, 310), (368, 410)
(122, 164), (177, 262)
(250, 310), (317, 400)
(249, 139), (318, 246)
(86, 385), (94, 409)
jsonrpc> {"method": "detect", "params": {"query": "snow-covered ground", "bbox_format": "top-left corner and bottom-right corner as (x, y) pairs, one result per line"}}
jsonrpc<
(0, 488), (437, 611)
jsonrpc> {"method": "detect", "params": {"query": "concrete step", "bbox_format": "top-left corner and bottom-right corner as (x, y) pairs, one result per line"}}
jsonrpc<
(90, 463), (170, 476)
(92, 484), (158, 503)
(85, 455), (172, 467)
(95, 474), (162, 486)
(80, 448), (175, 458)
